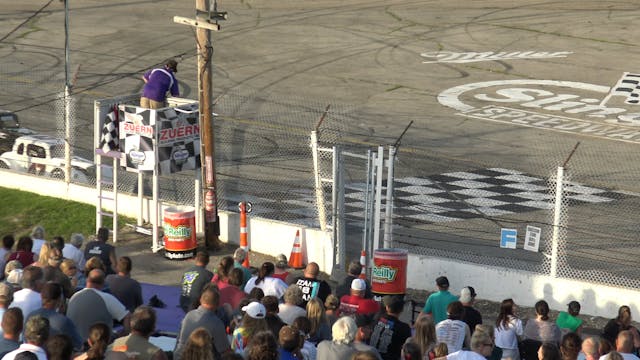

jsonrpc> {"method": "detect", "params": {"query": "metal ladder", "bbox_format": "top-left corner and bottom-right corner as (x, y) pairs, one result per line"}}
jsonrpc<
(95, 150), (119, 243)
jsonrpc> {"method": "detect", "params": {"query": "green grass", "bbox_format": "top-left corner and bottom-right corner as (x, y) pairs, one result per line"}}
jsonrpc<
(0, 187), (133, 240)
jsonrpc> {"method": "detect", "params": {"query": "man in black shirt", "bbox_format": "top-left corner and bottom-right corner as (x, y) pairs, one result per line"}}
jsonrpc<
(460, 286), (483, 335)
(179, 251), (213, 312)
(291, 262), (331, 307)
(370, 295), (411, 360)
(84, 227), (117, 275)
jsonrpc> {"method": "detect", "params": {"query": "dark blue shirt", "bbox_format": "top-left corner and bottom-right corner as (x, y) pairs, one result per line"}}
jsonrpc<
(28, 308), (83, 350)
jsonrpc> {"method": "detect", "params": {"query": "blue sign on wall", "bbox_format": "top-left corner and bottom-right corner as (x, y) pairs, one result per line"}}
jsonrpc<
(500, 228), (517, 249)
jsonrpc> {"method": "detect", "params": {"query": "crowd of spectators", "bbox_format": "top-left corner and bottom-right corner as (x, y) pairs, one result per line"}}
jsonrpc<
(0, 226), (637, 360)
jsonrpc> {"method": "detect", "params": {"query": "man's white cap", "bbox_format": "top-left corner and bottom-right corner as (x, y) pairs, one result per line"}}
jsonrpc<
(242, 301), (266, 319)
(351, 278), (366, 291)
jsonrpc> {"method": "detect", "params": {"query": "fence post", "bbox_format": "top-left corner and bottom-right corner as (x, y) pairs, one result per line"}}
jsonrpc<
(311, 131), (327, 231)
(372, 146), (384, 250)
(550, 166), (565, 278)
(383, 145), (396, 248)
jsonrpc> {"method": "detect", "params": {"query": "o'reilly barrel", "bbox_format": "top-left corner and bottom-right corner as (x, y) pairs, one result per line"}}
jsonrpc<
(163, 206), (197, 260)
(372, 248), (408, 296)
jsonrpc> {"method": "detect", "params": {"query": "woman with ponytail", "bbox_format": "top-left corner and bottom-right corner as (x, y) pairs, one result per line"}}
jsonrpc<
(243, 262), (288, 300)
(74, 323), (110, 360)
(523, 300), (561, 345)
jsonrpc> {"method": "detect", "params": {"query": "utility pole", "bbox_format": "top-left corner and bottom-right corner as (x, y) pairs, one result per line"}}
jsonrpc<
(174, 0), (226, 250)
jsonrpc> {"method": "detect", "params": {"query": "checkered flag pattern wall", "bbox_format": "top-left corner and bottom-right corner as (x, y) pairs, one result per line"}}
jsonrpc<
(611, 72), (640, 105)
(99, 105), (119, 152)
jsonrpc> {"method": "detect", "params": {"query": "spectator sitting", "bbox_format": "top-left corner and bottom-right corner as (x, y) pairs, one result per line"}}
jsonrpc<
(291, 262), (332, 307)
(602, 306), (640, 348)
(180, 327), (214, 360)
(405, 315), (438, 360)
(353, 314), (383, 360)
(108, 306), (168, 360)
(459, 286), (482, 336)
(370, 296), (412, 360)
(272, 254), (289, 282)
(539, 343), (562, 360)
(246, 331), (278, 360)
(76, 257), (109, 292)
(339, 278), (380, 317)
(402, 342), (422, 360)
(420, 276), (458, 324)
(4, 261), (23, 292)
(73, 322), (110, 360)
(307, 297), (332, 345)
(557, 301), (583, 337)
(174, 286), (231, 360)
(244, 262), (288, 300)
(42, 250), (73, 299)
(278, 325), (303, 360)
(523, 300), (561, 345)
(7, 236), (35, 269)
(261, 295), (285, 340)
(59, 260), (78, 291)
(474, 324), (502, 360)
(278, 286), (306, 325)
(324, 294), (340, 327)
(45, 334), (73, 360)
(219, 268), (247, 312)
(2, 315), (49, 360)
(560, 333), (582, 360)
(9, 266), (44, 321)
(336, 260), (372, 299)
(49, 237), (64, 254)
(212, 256), (234, 288)
(30, 226), (46, 257)
(232, 302), (269, 355)
(67, 269), (130, 341)
(317, 316), (358, 360)
(26, 282), (82, 351)
(580, 337), (600, 360)
(435, 301), (471, 354)
(233, 248), (253, 289)
(106, 257), (143, 313)
(444, 326), (496, 360)
(0, 235), (15, 280)
(600, 330), (639, 360)
(62, 234), (85, 270)
(292, 316), (318, 360)
(83, 228), (117, 275)
(0, 282), (14, 335)
(179, 251), (213, 313)
(0, 308), (23, 357)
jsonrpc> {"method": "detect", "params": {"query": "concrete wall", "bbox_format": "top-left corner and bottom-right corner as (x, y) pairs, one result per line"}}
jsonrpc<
(408, 254), (636, 319)
(1, 170), (637, 318)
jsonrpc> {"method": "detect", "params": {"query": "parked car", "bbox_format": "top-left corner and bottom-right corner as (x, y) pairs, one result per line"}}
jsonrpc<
(0, 135), (96, 183)
(0, 110), (35, 153)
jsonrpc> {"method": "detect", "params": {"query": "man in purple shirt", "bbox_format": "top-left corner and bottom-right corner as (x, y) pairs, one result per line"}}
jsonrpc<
(140, 59), (180, 109)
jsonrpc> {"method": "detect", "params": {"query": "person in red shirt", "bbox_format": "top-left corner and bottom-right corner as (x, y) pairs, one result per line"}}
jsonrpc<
(339, 279), (380, 316)
(219, 268), (247, 312)
(272, 254), (289, 282)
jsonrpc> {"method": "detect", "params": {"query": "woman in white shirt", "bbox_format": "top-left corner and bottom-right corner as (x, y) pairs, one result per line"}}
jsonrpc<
(494, 298), (524, 360)
(244, 262), (288, 300)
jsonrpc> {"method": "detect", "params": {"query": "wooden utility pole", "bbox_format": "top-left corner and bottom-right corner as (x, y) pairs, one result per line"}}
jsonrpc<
(175, 0), (226, 250)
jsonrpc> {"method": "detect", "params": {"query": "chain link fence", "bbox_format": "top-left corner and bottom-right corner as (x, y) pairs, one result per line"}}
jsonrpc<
(3, 60), (640, 290)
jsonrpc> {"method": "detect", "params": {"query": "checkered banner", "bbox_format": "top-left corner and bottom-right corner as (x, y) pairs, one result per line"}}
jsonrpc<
(118, 104), (201, 174)
(119, 105), (156, 172)
(156, 103), (200, 175)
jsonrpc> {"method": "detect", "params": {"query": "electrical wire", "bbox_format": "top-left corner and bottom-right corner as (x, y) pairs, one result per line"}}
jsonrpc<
(0, 0), (56, 43)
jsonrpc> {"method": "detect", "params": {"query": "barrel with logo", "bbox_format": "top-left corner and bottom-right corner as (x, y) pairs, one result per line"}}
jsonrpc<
(371, 248), (408, 295)
(163, 206), (197, 260)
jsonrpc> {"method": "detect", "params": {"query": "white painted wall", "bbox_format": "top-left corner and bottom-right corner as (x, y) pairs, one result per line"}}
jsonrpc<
(408, 254), (636, 319)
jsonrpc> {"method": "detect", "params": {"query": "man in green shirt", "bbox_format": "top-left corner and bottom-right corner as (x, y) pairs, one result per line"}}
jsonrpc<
(420, 276), (458, 324)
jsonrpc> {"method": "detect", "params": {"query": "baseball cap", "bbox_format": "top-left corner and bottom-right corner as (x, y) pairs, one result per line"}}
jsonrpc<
(351, 278), (366, 291)
(166, 59), (178, 73)
(460, 286), (477, 303)
(275, 254), (288, 269)
(436, 276), (449, 288)
(242, 301), (266, 319)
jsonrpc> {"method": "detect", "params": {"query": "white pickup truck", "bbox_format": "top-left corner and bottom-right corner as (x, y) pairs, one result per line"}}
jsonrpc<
(0, 135), (97, 183)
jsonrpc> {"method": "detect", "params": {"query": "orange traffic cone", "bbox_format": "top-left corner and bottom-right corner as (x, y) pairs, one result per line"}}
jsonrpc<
(359, 250), (367, 279)
(288, 230), (305, 269)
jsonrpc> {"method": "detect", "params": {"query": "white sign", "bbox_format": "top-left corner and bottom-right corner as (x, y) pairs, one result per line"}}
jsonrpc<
(524, 226), (541, 252)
